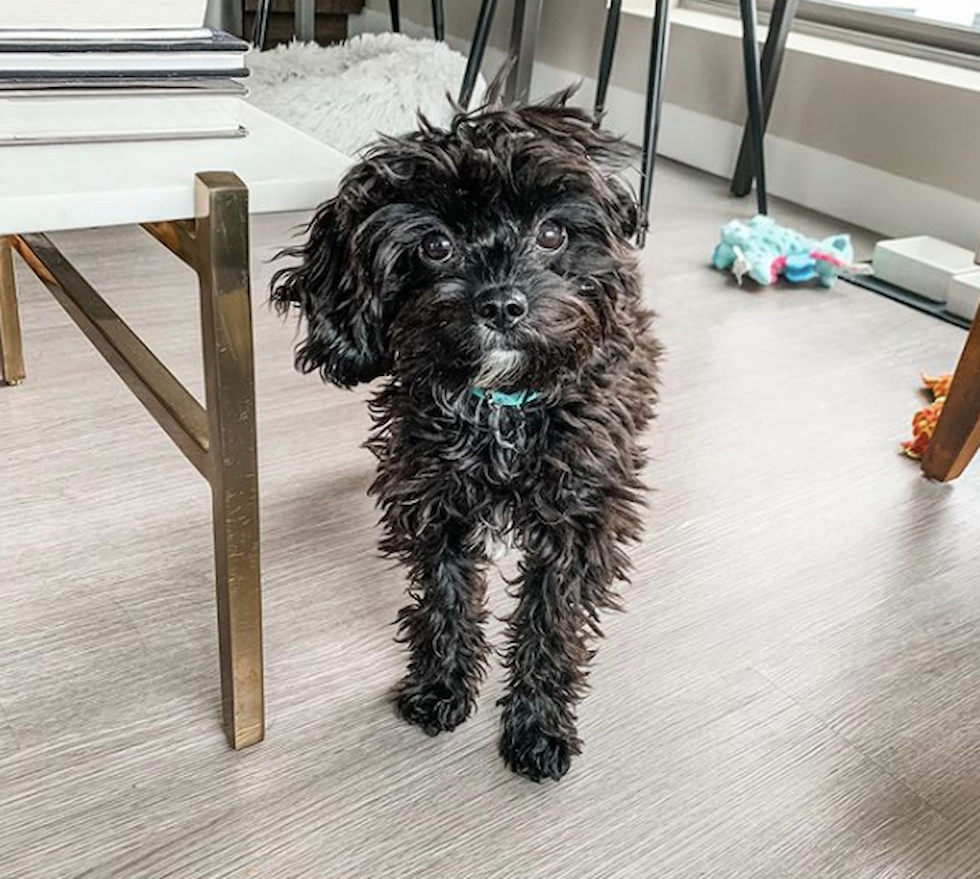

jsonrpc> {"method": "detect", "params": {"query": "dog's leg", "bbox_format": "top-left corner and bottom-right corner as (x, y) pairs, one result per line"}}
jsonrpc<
(393, 526), (490, 736)
(500, 517), (626, 782)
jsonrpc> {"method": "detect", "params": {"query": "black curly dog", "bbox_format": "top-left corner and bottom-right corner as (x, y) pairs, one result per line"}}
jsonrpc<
(272, 89), (660, 781)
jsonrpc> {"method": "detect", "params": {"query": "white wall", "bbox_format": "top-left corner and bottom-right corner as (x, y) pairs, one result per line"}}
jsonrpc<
(358, 0), (980, 247)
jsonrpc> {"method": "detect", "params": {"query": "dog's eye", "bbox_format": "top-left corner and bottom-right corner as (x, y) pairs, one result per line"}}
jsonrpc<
(535, 220), (566, 252)
(420, 231), (453, 263)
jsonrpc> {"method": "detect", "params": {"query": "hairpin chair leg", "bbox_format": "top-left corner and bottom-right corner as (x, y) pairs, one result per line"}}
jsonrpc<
(251, 0), (271, 49)
(432, 0), (445, 41)
(594, 0), (623, 124)
(459, 0), (499, 107)
(505, 0), (543, 103)
(732, 0), (798, 198)
(922, 316), (980, 482)
(738, 0), (768, 215)
(636, 0), (671, 248)
(0, 235), (26, 386)
(390, 0), (401, 32)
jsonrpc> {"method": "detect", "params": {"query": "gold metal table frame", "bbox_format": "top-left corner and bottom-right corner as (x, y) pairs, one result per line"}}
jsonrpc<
(0, 171), (264, 750)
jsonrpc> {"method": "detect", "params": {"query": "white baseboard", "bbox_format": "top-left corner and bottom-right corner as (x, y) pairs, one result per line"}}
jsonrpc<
(348, 9), (980, 250)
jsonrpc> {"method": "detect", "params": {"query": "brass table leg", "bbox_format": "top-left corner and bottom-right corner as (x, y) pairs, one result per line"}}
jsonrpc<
(0, 235), (26, 386)
(14, 171), (265, 750)
(195, 173), (265, 749)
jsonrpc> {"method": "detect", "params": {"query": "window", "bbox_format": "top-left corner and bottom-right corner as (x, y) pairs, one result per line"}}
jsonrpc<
(846, 1), (979, 31)
(689, 0), (980, 65)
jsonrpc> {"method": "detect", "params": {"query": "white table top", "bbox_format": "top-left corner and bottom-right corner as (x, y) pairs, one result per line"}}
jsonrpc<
(0, 103), (351, 236)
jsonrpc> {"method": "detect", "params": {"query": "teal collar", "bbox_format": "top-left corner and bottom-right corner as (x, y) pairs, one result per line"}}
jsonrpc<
(472, 388), (540, 407)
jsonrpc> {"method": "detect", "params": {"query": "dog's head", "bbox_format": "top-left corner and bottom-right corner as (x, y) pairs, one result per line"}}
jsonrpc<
(272, 90), (640, 394)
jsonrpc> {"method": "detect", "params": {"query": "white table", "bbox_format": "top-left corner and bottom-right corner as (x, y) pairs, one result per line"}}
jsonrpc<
(0, 104), (346, 236)
(0, 104), (351, 749)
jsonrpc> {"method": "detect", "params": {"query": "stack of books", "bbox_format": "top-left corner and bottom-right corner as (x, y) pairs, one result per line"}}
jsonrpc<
(0, 0), (251, 146)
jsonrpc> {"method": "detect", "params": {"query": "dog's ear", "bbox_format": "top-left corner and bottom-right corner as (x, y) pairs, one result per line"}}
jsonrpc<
(271, 197), (388, 388)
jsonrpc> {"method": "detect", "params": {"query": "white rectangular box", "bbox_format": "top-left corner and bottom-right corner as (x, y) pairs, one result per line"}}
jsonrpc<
(946, 270), (980, 322)
(872, 236), (978, 303)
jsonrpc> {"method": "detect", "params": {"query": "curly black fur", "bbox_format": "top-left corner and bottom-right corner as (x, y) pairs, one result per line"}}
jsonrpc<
(272, 90), (660, 782)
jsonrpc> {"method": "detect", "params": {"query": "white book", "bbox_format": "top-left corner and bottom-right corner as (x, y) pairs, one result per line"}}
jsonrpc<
(0, 94), (247, 143)
(0, 51), (246, 74)
(0, 81), (249, 98)
(0, 29), (213, 43)
(0, 28), (246, 52)
(0, 29), (250, 79)
(0, 0), (209, 29)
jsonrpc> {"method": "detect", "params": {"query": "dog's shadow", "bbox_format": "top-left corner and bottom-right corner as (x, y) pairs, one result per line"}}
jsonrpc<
(263, 464), (405, 628)
(272, 465), (374, 535)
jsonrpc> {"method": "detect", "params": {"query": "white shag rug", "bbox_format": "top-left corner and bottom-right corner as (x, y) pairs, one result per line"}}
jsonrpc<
(246, 33), (485, 156)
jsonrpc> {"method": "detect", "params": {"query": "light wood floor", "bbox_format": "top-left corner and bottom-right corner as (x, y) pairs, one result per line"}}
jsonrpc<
(2, 161), (979, 879)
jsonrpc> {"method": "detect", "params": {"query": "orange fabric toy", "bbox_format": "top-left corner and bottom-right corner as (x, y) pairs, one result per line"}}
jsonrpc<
(902, 373), (953, 459)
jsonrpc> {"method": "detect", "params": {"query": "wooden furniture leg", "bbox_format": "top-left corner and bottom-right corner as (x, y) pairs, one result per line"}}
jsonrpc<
(0, 235), (26, 386)
(922, 315), (980, 482)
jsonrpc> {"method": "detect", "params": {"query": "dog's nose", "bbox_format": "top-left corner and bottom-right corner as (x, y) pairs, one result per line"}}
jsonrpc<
(475, 289), (528, 330)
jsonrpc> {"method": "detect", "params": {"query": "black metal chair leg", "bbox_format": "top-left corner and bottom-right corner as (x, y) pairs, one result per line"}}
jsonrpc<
(738, 0), (768, 215)
(732, 0), (798, 197)
(459, 0), (499, 107)
(390, 0), (401, 32)
(594, 0), (623, 124)
(251, 0), (271, 49)
(432, 0), (445, 41)
(637, 0), (671, 248)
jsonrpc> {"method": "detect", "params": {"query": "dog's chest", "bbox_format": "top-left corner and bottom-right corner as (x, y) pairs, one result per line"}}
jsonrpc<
(467, 503), (515, 560)
(452, 409), (539, 558)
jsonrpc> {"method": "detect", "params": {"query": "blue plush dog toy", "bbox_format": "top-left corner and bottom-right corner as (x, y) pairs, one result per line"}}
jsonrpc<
(712, 215), (854, 288)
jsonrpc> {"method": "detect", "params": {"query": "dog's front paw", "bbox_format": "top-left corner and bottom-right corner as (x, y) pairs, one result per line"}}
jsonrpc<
(394, 679), (473, 736)
(499, 724), (577, 782)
